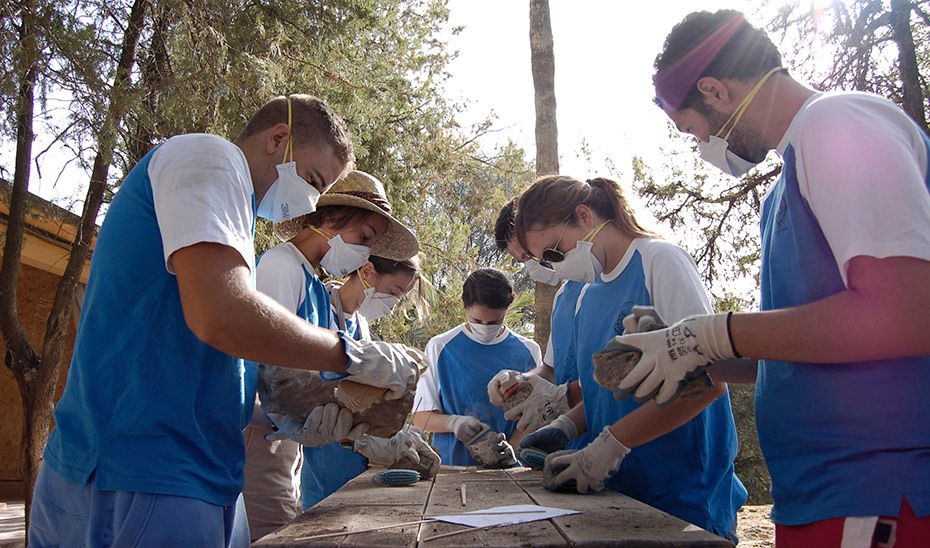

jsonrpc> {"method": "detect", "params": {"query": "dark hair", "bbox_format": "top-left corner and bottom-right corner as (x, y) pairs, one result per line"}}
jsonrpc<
(493, 198), (517, 252)
(366, 254), (430, 323)
(514, 175), (658, 254)
(236, 94), (354, 167)
(301, 205), (379, 231)
(654, 10), (782, 112)
(462, 268), (514, 310)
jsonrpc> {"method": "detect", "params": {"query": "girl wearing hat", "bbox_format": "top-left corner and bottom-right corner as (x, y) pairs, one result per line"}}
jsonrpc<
(512, 175), (746, 541)
(242, 170), (421, 537)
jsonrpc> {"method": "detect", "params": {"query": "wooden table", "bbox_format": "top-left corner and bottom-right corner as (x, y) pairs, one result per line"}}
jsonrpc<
(253, 467), (732, 547)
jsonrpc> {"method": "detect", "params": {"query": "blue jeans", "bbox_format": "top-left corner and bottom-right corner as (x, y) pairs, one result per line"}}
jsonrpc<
(29, 464), (250, 547)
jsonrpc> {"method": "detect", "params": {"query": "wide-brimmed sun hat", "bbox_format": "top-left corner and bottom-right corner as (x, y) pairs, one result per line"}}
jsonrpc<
(274, 170), (419, 261)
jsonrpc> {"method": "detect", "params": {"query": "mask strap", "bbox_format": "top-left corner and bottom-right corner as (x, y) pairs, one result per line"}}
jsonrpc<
(716, 66), (782, 141)
(308, 225), (333, 241)
(583, 221), (610, 242)
(284, 96), (294, 163)
(359, 268), (376, 291)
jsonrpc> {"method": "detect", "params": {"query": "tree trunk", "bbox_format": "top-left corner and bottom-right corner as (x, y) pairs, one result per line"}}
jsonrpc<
(889, 0), (929, 134)
(0, 0), (151, 531)
(0, 0), (42, 524)
(529, 0), (559, 347)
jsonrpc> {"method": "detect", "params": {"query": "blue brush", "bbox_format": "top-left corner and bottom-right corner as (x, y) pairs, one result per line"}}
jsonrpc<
(518, 447), (548, 471)
(372, 469), (420, 486)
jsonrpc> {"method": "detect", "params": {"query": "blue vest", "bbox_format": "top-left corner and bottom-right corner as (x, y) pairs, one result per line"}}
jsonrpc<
(758, 142), (930, 525)
(550, 281), (584, 385)
(45, 145), (254, 506)
(432, 330), (536, 466)
(574, 250), (746, 537)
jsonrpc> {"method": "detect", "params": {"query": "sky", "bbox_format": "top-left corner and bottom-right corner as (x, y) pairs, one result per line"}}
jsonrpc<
(14, 0), (797, 211)
(441, 0), (777, 181)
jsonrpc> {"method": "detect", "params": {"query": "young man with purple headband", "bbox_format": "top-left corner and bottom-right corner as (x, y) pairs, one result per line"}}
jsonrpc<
(606, 9), (930, 548)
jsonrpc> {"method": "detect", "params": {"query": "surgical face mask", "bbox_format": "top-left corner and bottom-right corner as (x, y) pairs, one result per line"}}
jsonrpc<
(697, 136), (760, 178)
(523, 258), (561, 286)
(314, 229), (371, 277)
(256, 96), (321, 222)
(468, 322), (503, 344)
(358, 287), (399, 321)
(551, 240), (603, 283)
(547, 221), (608, 284)
(257, 163), (321, 223)
(696, 66), (782, 178)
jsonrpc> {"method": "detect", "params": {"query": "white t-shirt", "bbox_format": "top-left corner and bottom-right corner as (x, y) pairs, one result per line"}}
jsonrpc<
(148, 133), (255, 274)
(774, 91), (930, 286)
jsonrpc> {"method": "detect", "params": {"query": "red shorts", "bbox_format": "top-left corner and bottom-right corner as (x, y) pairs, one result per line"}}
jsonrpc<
(775, 498), (930, 548)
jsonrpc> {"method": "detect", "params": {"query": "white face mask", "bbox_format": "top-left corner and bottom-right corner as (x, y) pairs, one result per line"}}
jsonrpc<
(523, 258), (561, 286)
(257, 162), (321, 223)
(358, 287), (399, 321)
(697, 137), (759, 178)
(551, 240), (603, 283)
(256, 96), (322, 223)
(468, 322), (503, 344)
(696, 66), (782, 179)
(319, 234), (371, 277)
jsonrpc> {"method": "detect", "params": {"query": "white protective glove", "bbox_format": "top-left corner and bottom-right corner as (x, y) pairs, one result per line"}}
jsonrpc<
(548, 426), (631, 493)
(610, 312), (737, 406)
(487, 370), (522, 406)
(502, 376), (570, 434)
(517, 414), (579, 454)
(335, 333), (423, 400)
(266, 403), (369, 447)
(446, 414), (485, 442)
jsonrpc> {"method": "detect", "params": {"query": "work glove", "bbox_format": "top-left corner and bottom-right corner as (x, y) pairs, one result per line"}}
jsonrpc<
(468, 432), (518, 468)
(610, 312), (737, 407)
(621, 305), (664, 334)
(354, 427), (440, 476)
(446, 414), (485, 442)
(487, 370), (522, 406)
(503, 376), (570, 434)
(548, 426), (630, 493)
(518, 414), (579, 454)
(266, 402), (369, 447)
(333, 333), (423, 400)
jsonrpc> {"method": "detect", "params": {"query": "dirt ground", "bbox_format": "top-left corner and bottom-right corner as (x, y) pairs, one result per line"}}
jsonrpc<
(736, 505), (775, 547)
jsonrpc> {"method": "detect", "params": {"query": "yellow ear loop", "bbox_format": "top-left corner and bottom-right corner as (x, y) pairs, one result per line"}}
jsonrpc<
(716, 66), (782, 141)
(284, 96), (294, 163)
(308, 225), (333, 241)
(583, 221), (610, 242)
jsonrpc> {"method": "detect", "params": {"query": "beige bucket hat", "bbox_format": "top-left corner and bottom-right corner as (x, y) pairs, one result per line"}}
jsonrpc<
(274, 170), (419, 261)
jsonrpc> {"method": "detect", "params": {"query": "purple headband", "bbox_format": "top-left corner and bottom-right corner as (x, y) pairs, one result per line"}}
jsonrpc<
(654, 13), (745, 111)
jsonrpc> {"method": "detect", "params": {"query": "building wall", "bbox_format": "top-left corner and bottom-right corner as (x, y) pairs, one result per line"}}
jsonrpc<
(0, 263), (74, 481)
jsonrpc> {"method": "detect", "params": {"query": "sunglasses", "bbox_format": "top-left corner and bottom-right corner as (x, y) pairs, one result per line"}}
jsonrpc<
(538, 219), (571, 268)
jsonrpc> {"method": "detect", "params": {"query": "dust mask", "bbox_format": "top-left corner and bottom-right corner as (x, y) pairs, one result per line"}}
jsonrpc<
(697, 66), (781, 178)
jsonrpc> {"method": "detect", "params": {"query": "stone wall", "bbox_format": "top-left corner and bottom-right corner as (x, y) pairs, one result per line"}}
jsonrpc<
(0, 263), (74, 481)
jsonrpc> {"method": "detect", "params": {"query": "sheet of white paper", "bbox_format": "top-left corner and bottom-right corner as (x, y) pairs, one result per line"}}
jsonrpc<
(429, 504), (580, 528)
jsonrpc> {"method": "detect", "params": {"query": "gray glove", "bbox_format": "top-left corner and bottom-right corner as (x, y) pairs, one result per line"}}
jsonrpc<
(334, 333), (422, 400)
(446, 415), (485, 442)
(518, 414), (578, 454)
(354, 427), (441, 478)
(266, 402), (368, 447)
(502, 375), (570, 434)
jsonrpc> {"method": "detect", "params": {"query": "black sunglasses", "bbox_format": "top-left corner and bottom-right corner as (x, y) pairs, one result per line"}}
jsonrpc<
(538, 219), (570, 268)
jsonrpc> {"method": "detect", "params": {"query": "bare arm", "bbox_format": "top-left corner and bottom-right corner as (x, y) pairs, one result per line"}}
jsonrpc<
(730, 256), (930, 362)
(709, 358), (758, 384)
(610, 382), (727, 448)
(172, 242), (349, 372)
(412, 410), (452, 433)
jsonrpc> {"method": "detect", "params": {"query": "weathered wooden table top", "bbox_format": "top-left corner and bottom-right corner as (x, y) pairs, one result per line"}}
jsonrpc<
(253, 467), (732, 547)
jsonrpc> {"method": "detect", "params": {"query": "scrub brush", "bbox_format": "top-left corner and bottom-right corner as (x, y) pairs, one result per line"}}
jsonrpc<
(371, 469), (420, 486)
(518, 446), (548, 471)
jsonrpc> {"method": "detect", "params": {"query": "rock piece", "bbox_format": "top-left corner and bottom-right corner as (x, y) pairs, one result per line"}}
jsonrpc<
(592, 317), (714, 402)
(542, 450), (578, 492)
(466, 426), (516, 469)
(258, 364), (417, 439)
